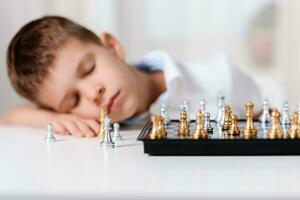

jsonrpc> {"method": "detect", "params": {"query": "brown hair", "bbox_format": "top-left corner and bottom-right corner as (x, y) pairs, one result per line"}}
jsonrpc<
(7, 16), (101, 105)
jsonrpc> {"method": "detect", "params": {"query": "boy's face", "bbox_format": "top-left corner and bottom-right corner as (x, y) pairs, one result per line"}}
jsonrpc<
(38, 37), (139, 122)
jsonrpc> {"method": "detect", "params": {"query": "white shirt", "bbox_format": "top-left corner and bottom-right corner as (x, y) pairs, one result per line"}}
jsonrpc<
(123, 50), (282, 124)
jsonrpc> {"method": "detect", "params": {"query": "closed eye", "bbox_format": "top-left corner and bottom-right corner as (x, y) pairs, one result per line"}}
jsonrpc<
(83, 64), (95, 76)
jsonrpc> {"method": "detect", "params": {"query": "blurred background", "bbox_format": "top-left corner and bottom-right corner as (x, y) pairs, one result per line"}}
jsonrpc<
(0, 0), (299, 114)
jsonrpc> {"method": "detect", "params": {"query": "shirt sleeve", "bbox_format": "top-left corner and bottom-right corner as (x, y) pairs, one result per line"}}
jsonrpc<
(181, 52), (265, 117)
(227, 65), (263, 116)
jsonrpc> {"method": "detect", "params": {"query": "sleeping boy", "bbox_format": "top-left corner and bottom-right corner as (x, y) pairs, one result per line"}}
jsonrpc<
(0, 16), (280, 137)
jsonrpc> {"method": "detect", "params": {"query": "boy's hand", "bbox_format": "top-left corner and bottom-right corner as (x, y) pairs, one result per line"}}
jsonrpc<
(50, 114), (100, 137)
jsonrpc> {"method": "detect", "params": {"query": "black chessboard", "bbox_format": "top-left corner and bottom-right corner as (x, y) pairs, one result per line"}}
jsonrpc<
(137, 120), (300, 155)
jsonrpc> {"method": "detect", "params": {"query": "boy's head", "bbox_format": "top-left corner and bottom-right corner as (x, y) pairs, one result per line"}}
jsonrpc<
(7, 16), (141, 122)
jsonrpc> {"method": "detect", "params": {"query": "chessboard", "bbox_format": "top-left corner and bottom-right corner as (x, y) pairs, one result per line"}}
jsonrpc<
(138, 119), (300, 156)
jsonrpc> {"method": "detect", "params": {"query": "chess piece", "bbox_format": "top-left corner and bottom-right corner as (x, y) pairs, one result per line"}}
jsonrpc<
(224, 134), (235, 140)
(98, 105), (108, 139)
(280, 101), (290, 126)
(193, 111), (208, 139)
(181, 100), (190, 122)
(157, 116), (167, 138)
(243, 102), (257, 139)
(259, 99), (271, 124)
(149, 115), (159, 140)
(45, 123), (56, 142)
(160, 104), (170, 125)
(203, 112), (213, 133)
(112, 123), (122, 142)
(228, 114), (240, 136)
(199, 99), (206, 113)
(215, 92), (225, 125)
(178, 110), (190, 137)
(222, 105), (232, 130)
(297, 103), (300, 126)
(288, 113), (299, 139)
(100, 116), (114, 147)
(220, 107), (226, 126)
(268, 109), (283, 139)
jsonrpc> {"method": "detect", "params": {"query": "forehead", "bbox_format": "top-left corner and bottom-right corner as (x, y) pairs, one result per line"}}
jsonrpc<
(37, 38), (93, 110)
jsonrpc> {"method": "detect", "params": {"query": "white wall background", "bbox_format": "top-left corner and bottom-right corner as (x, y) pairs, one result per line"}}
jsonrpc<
(0, 0), (299, 114)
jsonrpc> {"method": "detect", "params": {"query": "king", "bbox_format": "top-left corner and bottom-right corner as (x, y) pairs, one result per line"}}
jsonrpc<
(243, 102), (257, 139)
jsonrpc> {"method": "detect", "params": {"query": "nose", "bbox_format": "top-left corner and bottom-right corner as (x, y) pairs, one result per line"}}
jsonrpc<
(93, 86), (105, 104)
(91, 86), (104, 105)
(81, 82), (105, 105)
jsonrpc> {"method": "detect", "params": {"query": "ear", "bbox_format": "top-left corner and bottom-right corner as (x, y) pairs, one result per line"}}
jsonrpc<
(99, 32), (125, 61)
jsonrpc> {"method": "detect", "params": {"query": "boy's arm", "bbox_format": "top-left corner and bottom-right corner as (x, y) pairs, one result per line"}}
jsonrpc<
(0, 104), (55, 127)
(0, 104), (99, 137)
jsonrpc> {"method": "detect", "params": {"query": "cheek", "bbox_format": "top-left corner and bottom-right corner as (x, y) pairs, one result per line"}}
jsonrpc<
(122, 95), (138, 114)
(113, 91), (139, 122)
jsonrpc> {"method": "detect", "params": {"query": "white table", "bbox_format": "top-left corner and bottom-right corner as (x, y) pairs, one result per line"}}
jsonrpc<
(1, 125), (300, 200)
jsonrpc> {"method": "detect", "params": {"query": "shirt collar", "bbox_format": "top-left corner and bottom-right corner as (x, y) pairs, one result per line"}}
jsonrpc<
(136, 50), (182, 89)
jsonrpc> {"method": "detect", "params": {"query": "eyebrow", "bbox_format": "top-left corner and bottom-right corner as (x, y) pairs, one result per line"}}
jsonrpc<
(58, 52), (93, 111)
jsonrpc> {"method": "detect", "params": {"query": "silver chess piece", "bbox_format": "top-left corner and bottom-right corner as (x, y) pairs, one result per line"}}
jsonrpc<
(259, 99), (271, 125)
(199, 99), (206, 113)
(280, 101), (290, 126)
(45, 123), (56, 142)
(160, 104), (170, 125)
(100, 116), (115, 147)
(112, 123), (122, 142)
(220, 107), (226, 126)
(215, 93), (225, 124)
(203, 112), (213, 133)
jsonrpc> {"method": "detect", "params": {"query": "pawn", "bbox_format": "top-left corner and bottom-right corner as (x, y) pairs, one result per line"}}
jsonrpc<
(268, 109), (283, 139)
(228, 115), (240, 136)
(222, 105), (232, 130)
(203, 112), (213, 133)
(45, 123), (56, 142)
(281, 101), (290, 126)
(288, 113), (299, 139)
(180, 101), (190, 122)
(259, 99), (271, 124)
(215, 93), (225, 124)
(199, 99), (206, 113)
(193, 111), (208, 139)
(243, 102), (257, 138)
(178, 110), (190, 137)
(149, 115), (160, 140)
(100, 116), (114, 147)
(112, 123), (122, 142)
(160, 104), (170, 125)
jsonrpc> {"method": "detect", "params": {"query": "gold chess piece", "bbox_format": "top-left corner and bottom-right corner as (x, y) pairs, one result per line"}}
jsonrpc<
(243, 102), (257, 139)
(224, 134), (235, 140)
(228, 114), (240, 136)
(157, 116), (167, 138)
(178, 110), (190, 137)
(98, 105), (108, 138)
(222, 105), (232, 130)
(149, 115), (160, 140)
(193, 111), (208, 139)
(288, 112), (299, 139)
(268, 109), (283, 139)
